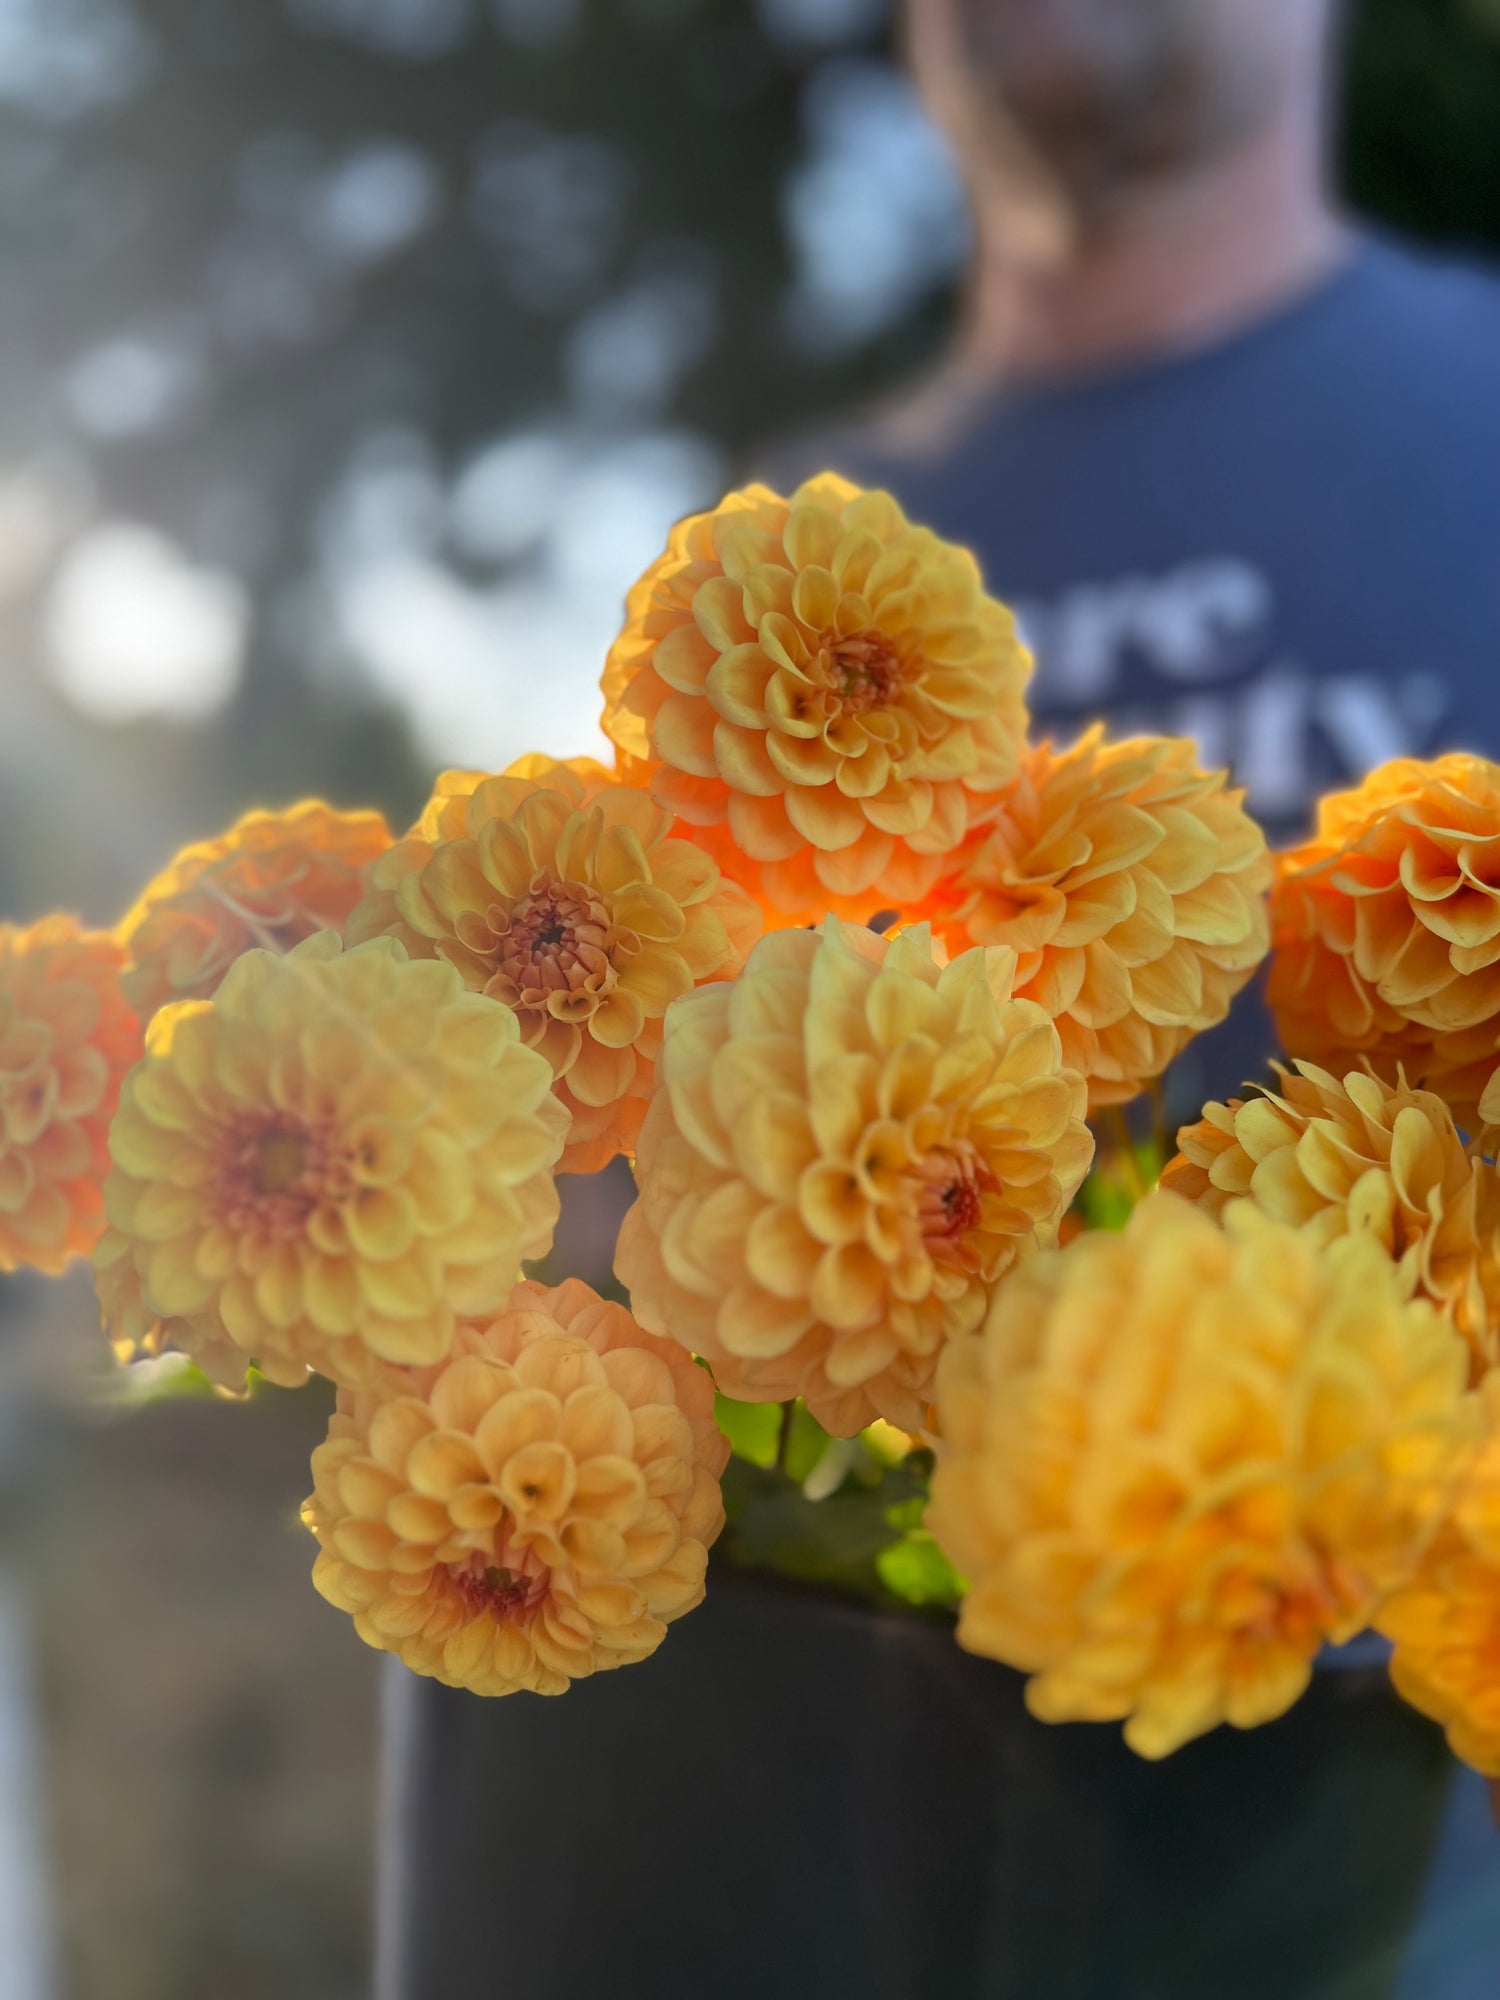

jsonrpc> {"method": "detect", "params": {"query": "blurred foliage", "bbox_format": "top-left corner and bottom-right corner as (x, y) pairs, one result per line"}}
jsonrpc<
(1, 0), (1496, 940)
(715, 1392), (950, 1611)
(876, 1495), (965, 1610)
(1344, 0), (1500, 250)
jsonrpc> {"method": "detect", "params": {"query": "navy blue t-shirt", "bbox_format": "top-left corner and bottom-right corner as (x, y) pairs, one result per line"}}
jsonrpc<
(774, 235), (1500, 1104)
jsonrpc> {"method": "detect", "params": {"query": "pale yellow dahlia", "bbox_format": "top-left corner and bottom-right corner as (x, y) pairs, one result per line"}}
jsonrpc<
(117, 801), (391, 1020)
(928, 1191), (1474, 1759)
(97, 934), (567, 1389)
(1379, 1378), (1500, 1774)
(303, 1276), (728, 1695)
(347, 755), (760, 1174)
(1162, 1061), (1500, 1378)
(931, 729), (1270, 1106)
(1268, 756), (1500, 1118)
(0, 917), (141, 1274)
(616, 918), (1093, 1435)
(600, 474), (1031, 922)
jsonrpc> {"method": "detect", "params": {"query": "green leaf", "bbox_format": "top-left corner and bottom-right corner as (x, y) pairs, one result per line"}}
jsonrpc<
(713, 1393), (782, 1469)
(718, 1454), (933, 1604)
(876, 1533), (964, 1610)
(93, 1353), (228, 1407)
(1076, 1171), (1135, 1232)
(784, 1401), (834, 1484)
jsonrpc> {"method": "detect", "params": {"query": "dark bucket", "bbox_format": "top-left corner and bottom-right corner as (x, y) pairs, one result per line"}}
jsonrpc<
(376, 1568), (1457, 1999)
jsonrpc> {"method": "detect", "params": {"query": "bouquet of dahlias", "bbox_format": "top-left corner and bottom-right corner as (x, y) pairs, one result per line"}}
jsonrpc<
(7, 475), (1500, 1780)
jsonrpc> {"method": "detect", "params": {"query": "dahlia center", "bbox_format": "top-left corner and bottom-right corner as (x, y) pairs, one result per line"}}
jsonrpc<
(826, 629), (904, 717)
(495, 873), (619, 1008)
(448, 1540), (550, 1627)
(255, 1130), (308, 1194)
(217, 1115), (349, 1236)
(914, 1144), (994, 1267)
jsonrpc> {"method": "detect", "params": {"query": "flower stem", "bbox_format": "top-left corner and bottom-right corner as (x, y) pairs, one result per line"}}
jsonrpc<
(1104, 1105), (1148, 1204)
(776, 1400), (795, 1475)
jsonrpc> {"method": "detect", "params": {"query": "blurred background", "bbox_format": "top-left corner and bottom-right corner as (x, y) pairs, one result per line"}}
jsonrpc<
(0, 1), (1497, 1993)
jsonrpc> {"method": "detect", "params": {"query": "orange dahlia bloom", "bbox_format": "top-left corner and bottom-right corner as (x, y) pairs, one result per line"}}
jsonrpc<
(1379, 1379), (1500, 1774)
(616, 918), (1093, 1435)
(303, 1276), (728, 1695)
(1162, 1061), (1500, 1378)
(0, 917), (140, 1274)
(931, 729), (1270, 1107)
(1268, 755), (1500, 1118)
(928, 1191), (1473, 1759)
(600, 474), (1031, 922)
(347, 755), (760, 1174)
(98, 934), (567, 1389)
(117, 801), (391, 1020)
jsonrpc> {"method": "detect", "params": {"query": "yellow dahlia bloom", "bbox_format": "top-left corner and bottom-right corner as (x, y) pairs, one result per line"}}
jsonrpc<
(1162, 1061), (1500, 1378)
(1379, 1379), (1500, 1774)
(1268, 756), (1500, 1118)
(600, 474), (1031, 922)
(616, 918), (1092, 1436)
(932, 729), (1270, 1106)
(303, 1276), (728, 1695)
(98, 933), (567, 1389)
(118, 801), (391, 1020)
(928, 1191), (1474, 1759)
(347, 755), (760, 1174)
(0, 917), (140, 1274)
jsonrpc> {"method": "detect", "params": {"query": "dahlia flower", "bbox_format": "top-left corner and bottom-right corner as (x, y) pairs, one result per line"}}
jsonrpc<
(98, 933), (567, 1389)
(1268, 755), (1500, 1118)
(347, 755), (760, 1173)
(928, 1191), (1474, 1759)
(1379, 1379), (1500, 1774)
(1162, 1061), (1500, 1377)
(932, 729), (1270, 1106)
(0, 917), (140, 1274)
(303, 1277), (728, 1695)
(600, 474), (1031, 922)
(616, 918), (1093, 1436)
(117, 801), (391, 1021)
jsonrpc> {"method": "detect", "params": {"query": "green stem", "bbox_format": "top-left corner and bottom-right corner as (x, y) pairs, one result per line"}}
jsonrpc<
(776, 1400), (795, 1476)
(1104, 1105), (1147, 1203)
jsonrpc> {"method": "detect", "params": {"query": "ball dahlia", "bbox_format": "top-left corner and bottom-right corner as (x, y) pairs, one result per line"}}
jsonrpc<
(117, 800), (391, 1020)
(1379, 1379), (1500, 1775)
(346, 755), (760, 1174)
(615, 918), (1093, 1436)
(927, 1191), (1474, 1759)
(302, 1276), (728, 1695)
(1162, 1061), (1500, 1378)
(97, 933), (567, 1389)
(0, 917), (140, 1274)
(600, 473), (1031, 922)
(1268, 755), (1500, 1118)
(930, 728), (1270, 1106)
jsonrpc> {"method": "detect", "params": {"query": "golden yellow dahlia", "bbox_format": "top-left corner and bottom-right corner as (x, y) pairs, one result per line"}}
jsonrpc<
(1381, 1537), (1500, 1775)
(1379, 1377), (1500, 1774)
(303, 1276), (728, 1695)
(931, 729), (1270, 1107)
(1162, 1061), (1500, 1378)
(615, 918), (1093, 1435)
(600, 474), (1031, 922)
(0, 917), (140, 1274)
(928, 1190), (1474, 1759)
(117, 801), (391, 1019)
(1268, 755), (1500, 1118)
(347, 755), (761, 1174)
(97, 933), (567, 1389)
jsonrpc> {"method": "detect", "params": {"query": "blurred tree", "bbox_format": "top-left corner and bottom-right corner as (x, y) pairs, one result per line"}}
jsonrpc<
(0, 0), (1494, 930)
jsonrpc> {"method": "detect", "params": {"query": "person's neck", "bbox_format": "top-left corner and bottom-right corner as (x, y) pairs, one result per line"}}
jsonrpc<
(962, 117), (1352, 386)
